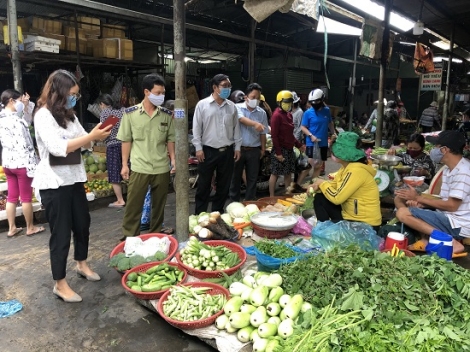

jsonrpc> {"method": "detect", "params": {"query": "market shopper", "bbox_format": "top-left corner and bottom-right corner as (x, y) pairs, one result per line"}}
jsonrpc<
(418, 101), (441, 133)
(0, 89), (42, 238)
(229, 83), (268, 202)
(269, 90), (306, 197)
(291, 91), (303, 142)
(309, 132), (382, 229)
(387, 133), (435, 183)
(33, 70), (112, 302)
(192, 74), (241, 214)
(395, 131), (470, 256)
(117, 73), (175, 238)
(97, 94), (126, 208)
(300, 89), (336, 180)
(381, 100), (400, 148)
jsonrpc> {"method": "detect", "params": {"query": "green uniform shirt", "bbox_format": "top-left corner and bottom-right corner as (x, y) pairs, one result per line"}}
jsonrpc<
(117, 102), (175, 175)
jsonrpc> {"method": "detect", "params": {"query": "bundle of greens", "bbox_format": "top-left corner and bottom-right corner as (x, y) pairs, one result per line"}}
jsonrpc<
(255, 239), (298, 259)
(277, 246), (470, 351)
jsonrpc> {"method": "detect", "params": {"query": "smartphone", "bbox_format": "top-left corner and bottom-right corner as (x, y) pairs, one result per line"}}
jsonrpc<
(99, 115), (120, 129)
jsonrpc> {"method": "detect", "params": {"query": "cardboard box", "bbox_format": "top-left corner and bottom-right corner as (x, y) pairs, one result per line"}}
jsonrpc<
(101, 26), (126, 39)
(65, 36), (87, 55)
(63, 26), (86, 39)
(31, 17), (62, 35)
(86, 39), (94, 56)
(92, 38), (133, 60)
(17, 18), (30, 32)
(42, 33), (65, 50)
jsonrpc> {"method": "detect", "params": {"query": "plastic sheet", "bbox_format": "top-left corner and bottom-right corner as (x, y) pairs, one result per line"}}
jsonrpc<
(0, 299), (23, 318)
(292, 216), (313, 236)
(311, 220), (382, 251)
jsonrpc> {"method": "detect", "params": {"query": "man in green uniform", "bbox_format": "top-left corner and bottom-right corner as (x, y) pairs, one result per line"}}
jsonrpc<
(117, 73), (175, 238)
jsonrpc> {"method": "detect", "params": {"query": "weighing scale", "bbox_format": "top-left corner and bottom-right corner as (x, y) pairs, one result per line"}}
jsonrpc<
(371, 155), (402, 198)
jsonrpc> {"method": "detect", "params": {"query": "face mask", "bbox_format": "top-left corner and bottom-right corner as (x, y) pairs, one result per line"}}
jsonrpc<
(407, 149), (422, 158)
(281, 102), (292, 112)
(66, 95), (77, 109)
(312, 103), (323, 110)
(247, 99), (258, 109)
(430, 147), (444, 164)
(218, 87), (231, 100)
(14, 101), (24, 115)
(148, 93), (165, 107)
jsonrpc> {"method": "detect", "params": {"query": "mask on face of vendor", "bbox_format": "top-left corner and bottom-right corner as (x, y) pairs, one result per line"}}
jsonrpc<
(430, 147), (444, 164)
(407, 149), (422, 158)
(281, 102), (292, 112)
(312, 102), (323, 110)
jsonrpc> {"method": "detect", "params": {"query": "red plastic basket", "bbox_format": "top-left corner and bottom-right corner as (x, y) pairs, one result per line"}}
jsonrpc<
(252, 223), (291, 239)
(157, 282), (229, 330)
(121, 262), (188, 300)
(175, 240), (247, 279)
(109, 233), (179, 274)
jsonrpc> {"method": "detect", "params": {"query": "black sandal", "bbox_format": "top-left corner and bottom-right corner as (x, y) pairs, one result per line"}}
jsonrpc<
(161, 227), (175, 235)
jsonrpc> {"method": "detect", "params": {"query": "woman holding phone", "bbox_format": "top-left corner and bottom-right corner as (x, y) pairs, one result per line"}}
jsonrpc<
(33, 70), (111, 302)
(97, 94), (126, 207)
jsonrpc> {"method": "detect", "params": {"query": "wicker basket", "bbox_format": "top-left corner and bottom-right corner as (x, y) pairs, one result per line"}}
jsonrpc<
(121, 262), (188, 300)
(109, 233), (179, 274)
(252, 223), (291, 239)
(380, 249), (416, 257)
(175, 240), (246, 279)
(157, 282), (229, 330)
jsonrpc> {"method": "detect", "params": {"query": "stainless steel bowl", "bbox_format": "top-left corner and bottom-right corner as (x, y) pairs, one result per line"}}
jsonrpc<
(250, 212), (298, 231)
(371, 154), (402, 166)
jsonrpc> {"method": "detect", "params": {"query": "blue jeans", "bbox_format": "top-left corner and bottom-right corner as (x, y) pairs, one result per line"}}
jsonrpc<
(409, 207), (462, 239)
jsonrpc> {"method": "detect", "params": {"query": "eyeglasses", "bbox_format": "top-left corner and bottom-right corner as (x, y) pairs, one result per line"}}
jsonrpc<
(70, 93), (82, 101)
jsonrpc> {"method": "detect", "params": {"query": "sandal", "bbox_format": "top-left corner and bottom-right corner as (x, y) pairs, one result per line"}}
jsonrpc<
(26, 226), (46, 236)
(7, 227), (23, 238)
(453, 252), (468, 259)
(407, 239), (427, 252)
(161, 227), (175, 235)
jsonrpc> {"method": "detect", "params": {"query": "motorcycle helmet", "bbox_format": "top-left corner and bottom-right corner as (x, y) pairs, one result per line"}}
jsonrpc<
(229, 90), (245, 104)
(276, 90), (294, 112)
(308, 89), (324, 103)
(291, 91), (300, 103)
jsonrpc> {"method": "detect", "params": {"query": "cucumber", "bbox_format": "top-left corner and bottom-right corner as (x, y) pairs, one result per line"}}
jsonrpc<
(127, 272), (138, 281)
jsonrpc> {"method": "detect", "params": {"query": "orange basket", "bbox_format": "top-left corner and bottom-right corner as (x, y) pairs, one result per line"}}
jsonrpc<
(109, 233), (179, 274)
(121, 262), (188, 300)
(380, 249), (416, 257)
(175, 240), (246, 279)
(252, 223), (291, 239)
(157, 282), (229, 330)
(257, 196), (289, 205)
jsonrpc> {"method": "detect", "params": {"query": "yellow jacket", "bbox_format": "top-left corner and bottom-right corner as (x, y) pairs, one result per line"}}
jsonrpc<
(319, 162), (382, 226)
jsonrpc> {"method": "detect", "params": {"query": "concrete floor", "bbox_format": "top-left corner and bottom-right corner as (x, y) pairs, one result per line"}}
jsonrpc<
(1, 159), (470, 352)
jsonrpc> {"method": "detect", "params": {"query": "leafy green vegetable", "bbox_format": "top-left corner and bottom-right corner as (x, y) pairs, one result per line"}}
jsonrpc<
(277, 246), (470, 350)
(129, 255), (146, 268)
(117, 257), (131, 271)
(255, 239), (298, 259)
(109, 253), (126, 267)
(153, 251), (167, 261)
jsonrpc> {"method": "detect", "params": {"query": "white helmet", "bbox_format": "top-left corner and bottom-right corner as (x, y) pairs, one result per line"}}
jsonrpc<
(308, 89), (324, 102)
(291, 91), (300, 103)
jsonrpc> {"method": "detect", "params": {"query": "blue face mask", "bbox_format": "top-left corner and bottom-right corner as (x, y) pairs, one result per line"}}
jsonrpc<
(66, 95), (77, 109)
(430, 147), (444, 164)
(218, 87), (231, 100)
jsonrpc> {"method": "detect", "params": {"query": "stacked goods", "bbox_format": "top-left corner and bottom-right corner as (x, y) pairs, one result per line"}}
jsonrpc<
(92, 38), (133, 60)
(123, 262), (185, 293)
(82, 154), (107, 180)
(84, 180), (113, 198)
(23, 35), (60, 53)
(63, 26), (87, 55)
(30, 17), (62, 35)
(109, 250), (167, 272)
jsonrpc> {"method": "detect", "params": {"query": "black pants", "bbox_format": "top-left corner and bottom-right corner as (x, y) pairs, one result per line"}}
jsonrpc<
(40, 183), (91, 280)
(230, 147), (261, 202)
(313, 193), (343, 223)
(421, 125), (432, 133)
(196, 145), (234, 214)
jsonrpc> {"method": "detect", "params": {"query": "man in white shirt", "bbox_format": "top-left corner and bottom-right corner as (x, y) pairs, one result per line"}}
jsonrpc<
(395, 131), (470, 255)
(192, 74), (241, 214)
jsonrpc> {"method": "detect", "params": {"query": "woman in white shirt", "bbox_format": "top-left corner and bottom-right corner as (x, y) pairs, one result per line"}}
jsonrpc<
(0, 89), (41, 237)
(33, 70), (111, 303)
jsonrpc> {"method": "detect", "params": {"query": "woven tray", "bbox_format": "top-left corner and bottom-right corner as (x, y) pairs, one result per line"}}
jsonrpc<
(252, 223), (291, 239)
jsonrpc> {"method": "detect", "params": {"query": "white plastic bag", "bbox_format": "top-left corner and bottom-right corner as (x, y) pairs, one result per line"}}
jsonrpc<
(123, 236), (171, 258)
(311, 141), (322, 166)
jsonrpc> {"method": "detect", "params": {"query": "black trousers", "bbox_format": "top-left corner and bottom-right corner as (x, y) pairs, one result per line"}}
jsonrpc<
(230, 147), (261, 202)
(40, 183), (91, 280)
(313, 192), (343, 223)
(195, 145), (234, 214)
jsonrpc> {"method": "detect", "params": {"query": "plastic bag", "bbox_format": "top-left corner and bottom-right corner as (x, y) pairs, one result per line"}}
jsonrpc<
(311, 220), (382, 251)
(0, 299), (22, 318)
(244, 244), (307, 272)
(292, 217), (313, 236)
(296, 152), (310, 171)
(311, 141), (322, 166)
(123, 236), (171, 258)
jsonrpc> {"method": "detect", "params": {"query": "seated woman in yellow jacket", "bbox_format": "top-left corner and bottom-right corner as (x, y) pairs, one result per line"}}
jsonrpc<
(308, 132), (382, 229)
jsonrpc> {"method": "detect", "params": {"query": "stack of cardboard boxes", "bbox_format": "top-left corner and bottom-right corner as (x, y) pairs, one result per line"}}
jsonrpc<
(13, 16), (133, 60)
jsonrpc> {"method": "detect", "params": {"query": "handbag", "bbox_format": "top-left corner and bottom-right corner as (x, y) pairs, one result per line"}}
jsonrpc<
(49, 149), (81, 166)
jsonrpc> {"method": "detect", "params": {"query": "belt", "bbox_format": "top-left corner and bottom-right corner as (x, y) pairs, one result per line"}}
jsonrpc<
(203, 145), (233, 152)
(241, 146), (261, 150)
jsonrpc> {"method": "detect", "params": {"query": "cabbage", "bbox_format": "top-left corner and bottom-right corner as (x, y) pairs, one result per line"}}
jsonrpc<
(226, 202), (246, 218)
(233, 217), (246, 225)
(245, 204), (260, 217)
(221, 213), (233, 226)
(189, 215), (198, 233)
